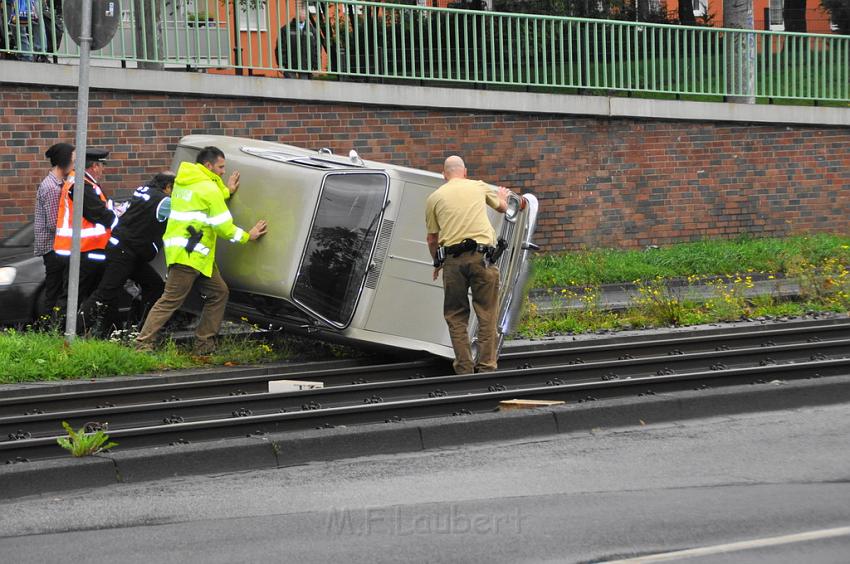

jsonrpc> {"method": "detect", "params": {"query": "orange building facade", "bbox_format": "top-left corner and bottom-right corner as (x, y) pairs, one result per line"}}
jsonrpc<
(664, 0), (838, 34)
(203, 0), (841, 79)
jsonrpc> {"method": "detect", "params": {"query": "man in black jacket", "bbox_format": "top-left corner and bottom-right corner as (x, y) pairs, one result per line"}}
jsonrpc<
(274, 4), (317, 79)
(79, 171), (175, 336)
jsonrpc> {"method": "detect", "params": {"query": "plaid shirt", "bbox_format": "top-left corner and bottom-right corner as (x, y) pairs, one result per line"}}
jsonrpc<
(33, 171), (63, 256)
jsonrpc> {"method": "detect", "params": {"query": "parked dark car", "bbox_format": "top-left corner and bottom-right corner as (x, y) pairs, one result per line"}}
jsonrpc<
(0, 223), (46, 325)
(0, 222), (139, 327)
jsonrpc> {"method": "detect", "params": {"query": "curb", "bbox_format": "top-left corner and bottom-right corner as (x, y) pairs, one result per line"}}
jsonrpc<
(3, 374), (849, 500)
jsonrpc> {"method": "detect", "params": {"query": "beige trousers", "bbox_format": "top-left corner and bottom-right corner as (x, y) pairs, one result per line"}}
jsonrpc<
(136, 263), (229, 347)
(442, 251), (500, 374)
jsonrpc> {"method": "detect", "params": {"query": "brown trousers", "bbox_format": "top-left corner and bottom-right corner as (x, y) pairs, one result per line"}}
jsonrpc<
(442, 251), (500, 374)
(136, 263), (229, 347)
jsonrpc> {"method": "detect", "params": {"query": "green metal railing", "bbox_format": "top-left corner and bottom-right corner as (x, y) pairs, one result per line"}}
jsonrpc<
(2, 0), (848, 103)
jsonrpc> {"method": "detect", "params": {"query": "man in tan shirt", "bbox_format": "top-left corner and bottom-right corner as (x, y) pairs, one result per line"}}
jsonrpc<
(425, 155), (510, 374)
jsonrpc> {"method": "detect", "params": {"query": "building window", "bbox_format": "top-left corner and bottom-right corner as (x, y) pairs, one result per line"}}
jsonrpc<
(239, 1), (268, 32)
(768, 0), (785, 31)
(693, 0), (708, 17)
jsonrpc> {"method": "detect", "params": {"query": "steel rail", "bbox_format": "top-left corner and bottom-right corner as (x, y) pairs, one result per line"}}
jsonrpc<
(501, 319), (850, 364)
(3, 337), (849, 440)
(0, 358), (447, 417)
(3, 356), (849, 462)
(2, 319), (849, 418)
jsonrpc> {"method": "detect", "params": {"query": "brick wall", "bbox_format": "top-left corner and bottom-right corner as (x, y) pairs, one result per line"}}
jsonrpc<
(2, 84), (849, 251)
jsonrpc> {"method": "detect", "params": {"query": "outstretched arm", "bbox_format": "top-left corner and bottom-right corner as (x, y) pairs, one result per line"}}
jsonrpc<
(495, 186), (510, 214)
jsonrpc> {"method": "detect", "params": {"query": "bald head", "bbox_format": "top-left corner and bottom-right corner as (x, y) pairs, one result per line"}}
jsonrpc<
(443, 155), (466, 180)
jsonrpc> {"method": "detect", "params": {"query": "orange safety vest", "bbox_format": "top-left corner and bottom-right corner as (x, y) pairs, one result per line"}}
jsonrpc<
(54, 171), (112, 257)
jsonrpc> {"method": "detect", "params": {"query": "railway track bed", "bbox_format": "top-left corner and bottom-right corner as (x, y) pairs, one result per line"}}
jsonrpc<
(3, 318), (850, 463)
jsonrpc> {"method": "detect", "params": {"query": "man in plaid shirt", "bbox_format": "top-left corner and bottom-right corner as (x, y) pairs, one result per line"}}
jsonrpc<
(34, 142), (73, 314)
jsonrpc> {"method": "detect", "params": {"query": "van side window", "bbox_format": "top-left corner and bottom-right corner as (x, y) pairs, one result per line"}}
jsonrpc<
(293, 173), (388, 327)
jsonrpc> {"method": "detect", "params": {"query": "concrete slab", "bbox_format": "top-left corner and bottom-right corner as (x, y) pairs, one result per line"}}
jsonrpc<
(0, 455), (116, 499)
(2, 61), (847, 127)
(272, 425), (424, 467)
(107, 436), (278, 483)
(418, 409), (559, 450)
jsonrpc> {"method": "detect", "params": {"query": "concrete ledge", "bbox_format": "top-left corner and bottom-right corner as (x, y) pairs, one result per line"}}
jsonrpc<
(273, 425), (423, 466)
(2, 374), (849, 499)
(418, 409), (558, 450)
(0, 455), (116, 498)
(106, 435), (278, 483)
(2, 61), (847, 127)
(552, 376), (850, 432)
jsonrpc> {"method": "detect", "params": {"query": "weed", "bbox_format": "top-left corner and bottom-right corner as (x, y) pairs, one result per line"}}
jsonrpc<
(56, 421), (118, 457)
(632, 277), (687, 326)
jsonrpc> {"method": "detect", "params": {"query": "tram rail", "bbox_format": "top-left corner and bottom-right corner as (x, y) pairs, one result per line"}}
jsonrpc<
(2, 319), (850, 462)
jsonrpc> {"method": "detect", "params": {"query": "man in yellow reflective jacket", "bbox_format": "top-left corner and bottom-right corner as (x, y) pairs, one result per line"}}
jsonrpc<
(135, 146), (268, 354)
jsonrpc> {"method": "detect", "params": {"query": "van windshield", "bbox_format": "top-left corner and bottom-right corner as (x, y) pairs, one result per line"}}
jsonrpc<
(293, 173), (388, 327)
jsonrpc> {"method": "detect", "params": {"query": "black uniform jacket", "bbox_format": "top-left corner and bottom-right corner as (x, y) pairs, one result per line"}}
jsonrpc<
(111, 185), (170, 262)
(67, 172), (116, 229)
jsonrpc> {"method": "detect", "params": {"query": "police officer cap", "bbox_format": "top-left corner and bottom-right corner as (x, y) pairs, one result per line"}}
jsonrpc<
(85, 148), (110, 163)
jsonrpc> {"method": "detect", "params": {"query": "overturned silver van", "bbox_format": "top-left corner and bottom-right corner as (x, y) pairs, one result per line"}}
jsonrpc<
(171, 135), (539, 359)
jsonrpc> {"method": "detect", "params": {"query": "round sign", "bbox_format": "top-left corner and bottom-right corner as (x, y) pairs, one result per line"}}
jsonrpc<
(64, 0), (121, 51)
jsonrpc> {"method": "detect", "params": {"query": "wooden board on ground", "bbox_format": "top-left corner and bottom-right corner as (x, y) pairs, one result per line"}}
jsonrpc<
(499, 399), (565, 410)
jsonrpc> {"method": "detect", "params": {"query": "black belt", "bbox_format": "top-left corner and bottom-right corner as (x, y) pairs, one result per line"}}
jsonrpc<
(443, 238), (494, 257)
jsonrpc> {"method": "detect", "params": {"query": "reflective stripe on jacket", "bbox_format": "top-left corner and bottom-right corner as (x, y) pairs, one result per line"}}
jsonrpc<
(54, 171), (112, 255)
(163, 161), (250, 277)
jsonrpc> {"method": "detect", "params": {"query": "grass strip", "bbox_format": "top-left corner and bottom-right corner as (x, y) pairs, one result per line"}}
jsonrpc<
(516, 300), (847, 338)
(0, 329), (359, 384)
(532, 233), (850, 287)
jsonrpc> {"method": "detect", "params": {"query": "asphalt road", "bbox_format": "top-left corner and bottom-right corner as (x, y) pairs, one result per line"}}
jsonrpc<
(1, 403), (850, 563)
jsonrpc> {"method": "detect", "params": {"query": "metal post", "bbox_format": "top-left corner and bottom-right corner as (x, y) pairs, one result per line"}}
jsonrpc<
(65, 0), (93, 342)
(232, 0), (243, 75)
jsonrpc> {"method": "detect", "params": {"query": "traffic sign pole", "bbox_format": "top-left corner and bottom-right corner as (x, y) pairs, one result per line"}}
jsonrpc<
(64, 0), (93, 342)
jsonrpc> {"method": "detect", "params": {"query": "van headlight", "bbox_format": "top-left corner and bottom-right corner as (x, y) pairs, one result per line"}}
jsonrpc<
(505, 196), (521, 222)
(0, 267), (16, 286)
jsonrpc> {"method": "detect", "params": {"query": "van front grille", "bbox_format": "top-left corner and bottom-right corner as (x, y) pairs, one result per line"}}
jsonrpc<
(365, 219), (394, 289)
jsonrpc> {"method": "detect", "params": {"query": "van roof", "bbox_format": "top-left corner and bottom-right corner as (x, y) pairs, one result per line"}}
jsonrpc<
(177, 134), (444, 183)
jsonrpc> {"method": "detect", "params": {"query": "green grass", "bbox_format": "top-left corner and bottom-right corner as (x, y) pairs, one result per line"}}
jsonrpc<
(0, 329), (313, 384)
(0, 330), (181, 382)
(532, 233), (850, 287)
(516, 300), (847, 338)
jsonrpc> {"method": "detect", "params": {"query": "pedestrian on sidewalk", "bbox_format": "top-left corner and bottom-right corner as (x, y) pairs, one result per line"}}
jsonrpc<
(53, 148), (116, 306)
(34, 142), (73, 317)
(79, 171), (176, 337)
(135, 147), (268, 355)
(425, 155), (509, 374)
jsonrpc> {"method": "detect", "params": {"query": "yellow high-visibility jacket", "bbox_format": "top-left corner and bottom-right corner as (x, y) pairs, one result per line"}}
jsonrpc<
(163, 162), (250, 277)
